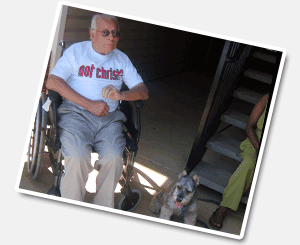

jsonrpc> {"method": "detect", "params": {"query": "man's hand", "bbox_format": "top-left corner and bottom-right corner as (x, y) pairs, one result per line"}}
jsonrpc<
(88, 100), (109, 117)
(102, 85), (123, 101)
(102, 83), (149, 101)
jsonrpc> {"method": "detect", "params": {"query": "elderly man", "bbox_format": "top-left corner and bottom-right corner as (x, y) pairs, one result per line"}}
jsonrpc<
(46, 14), (149, 208)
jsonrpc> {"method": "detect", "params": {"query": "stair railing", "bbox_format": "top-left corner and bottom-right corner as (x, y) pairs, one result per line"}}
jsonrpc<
(186, 41), (252, 172)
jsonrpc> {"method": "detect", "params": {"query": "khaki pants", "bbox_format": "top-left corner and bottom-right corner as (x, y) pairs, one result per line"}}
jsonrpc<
(58, 101), (126, 208)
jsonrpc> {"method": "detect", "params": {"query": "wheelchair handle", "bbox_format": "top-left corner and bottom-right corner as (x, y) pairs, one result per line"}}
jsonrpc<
(42, 90), (60, 112)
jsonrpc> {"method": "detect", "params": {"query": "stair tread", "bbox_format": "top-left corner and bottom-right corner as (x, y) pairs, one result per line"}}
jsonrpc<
(191, 161), (232, 193)
(221, 109), (249, 130)
(244, 69), (273, 84)
(253, 51), (277, 63)
(206, 134), (242, 162)
(233, 87), (263, 104)
(191, 161), (248, 204)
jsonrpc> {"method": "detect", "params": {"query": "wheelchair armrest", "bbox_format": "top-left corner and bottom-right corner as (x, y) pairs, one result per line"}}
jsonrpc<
(134, 100), (143, 108)
(48, 90), (60, 102)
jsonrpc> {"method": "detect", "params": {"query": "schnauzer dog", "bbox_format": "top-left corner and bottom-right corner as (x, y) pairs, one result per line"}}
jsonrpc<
(149, 170), (200, 225)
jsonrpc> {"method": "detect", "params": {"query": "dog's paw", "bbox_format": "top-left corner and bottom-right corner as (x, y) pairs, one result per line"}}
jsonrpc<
(149, 207), (161, 214)
(149, 205), (161, 214)
(149, 200), (161, 214)
(183, 214), (197, 226)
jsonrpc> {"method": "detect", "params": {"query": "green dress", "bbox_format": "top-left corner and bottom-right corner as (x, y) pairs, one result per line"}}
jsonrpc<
(220, 104), (267, 211)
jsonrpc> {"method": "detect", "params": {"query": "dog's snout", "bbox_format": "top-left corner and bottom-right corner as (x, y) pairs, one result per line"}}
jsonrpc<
(176, 197), (183, 203)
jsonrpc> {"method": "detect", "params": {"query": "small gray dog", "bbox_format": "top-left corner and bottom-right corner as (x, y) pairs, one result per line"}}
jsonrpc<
(149, 170), (200, 225)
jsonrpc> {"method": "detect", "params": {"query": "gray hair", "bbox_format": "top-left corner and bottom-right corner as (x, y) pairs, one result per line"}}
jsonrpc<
(90, 14), (120, 31)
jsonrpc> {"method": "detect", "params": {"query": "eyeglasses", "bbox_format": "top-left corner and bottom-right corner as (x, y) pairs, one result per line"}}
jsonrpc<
(93, 29), (120, 38)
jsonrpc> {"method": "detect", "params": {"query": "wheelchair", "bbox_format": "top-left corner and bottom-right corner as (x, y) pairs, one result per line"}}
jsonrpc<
(27, 49), (143, 212)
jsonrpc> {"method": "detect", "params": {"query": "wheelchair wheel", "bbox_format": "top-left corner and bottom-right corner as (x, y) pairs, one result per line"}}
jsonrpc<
(118, 189), (141, 212)
(118, 148), (142, 211)
(27, 93), (47, 179)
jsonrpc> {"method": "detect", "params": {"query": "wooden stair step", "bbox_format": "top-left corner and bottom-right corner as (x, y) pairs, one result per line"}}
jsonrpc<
(233, 87), (263, 104)
(253, 51), (277, 63)
(221, 109), (249, 130)
(244, 69), (273, 84)
(206, 134), (242, 162)
(191, 161), (248, 204)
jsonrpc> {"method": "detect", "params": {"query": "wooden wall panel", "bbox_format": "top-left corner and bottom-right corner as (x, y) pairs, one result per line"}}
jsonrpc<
(62, 6), (208, 82)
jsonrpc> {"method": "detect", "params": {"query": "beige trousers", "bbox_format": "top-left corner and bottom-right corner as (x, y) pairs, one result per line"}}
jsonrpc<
(58, 101), (126, 208)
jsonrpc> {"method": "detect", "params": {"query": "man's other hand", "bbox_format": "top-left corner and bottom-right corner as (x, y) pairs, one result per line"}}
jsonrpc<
(88, 100), (109, 117)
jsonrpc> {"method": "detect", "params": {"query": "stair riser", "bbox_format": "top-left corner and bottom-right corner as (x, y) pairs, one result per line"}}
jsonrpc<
(253, 51), (276, 64)
(244, 69), (273, 84)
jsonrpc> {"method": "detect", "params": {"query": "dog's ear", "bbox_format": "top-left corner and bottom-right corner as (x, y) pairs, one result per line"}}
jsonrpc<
(178, 170), (187, 180)
(192, 175), (200, 186)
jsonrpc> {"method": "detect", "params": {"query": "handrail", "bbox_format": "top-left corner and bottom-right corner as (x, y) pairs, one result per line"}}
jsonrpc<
(186, 41), (252, 171)
(226, 44), (247, 63)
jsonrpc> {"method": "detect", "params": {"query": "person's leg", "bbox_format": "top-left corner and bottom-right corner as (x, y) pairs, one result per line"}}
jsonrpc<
(220, 154), (256, 211)
(209, 145), (256, 229)
(58, 103), (94, 202)
(93, 111), (126, 208)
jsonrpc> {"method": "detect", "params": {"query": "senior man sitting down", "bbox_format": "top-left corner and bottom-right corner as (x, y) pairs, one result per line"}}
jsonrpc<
(46, 14), (149, 208)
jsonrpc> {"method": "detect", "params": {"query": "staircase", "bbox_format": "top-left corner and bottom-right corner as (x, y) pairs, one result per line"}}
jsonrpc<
(189, 45), (279, 204)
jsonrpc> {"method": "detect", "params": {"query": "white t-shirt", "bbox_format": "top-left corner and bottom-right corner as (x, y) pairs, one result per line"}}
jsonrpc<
(51, 41), (144, 112)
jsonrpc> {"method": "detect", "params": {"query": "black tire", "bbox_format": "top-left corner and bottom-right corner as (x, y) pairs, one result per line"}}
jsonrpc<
(27, 93), (47, 179)
(118, 189), (141, 211)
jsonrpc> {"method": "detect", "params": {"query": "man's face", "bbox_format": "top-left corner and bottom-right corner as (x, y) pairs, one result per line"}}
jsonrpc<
(89, 19), (119, 55)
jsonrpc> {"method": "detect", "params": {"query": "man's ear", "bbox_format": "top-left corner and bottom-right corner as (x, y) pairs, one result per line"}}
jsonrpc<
(89, 29), (95, 40)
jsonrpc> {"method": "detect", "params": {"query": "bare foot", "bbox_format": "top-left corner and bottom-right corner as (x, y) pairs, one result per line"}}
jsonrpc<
(209, 206), (228, 229)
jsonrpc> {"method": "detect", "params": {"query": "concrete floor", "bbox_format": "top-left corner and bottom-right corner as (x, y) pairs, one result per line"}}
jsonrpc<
(18, 70), (247, 237)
